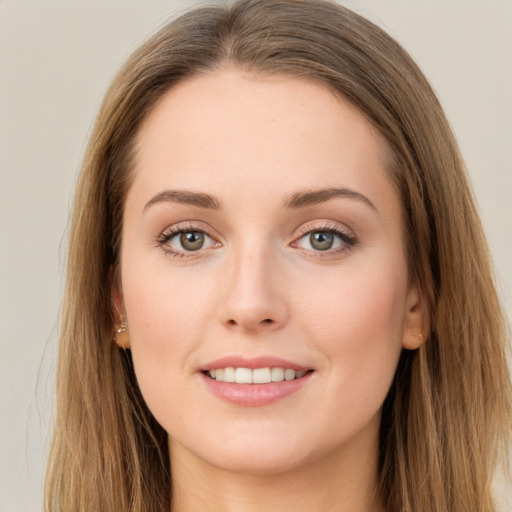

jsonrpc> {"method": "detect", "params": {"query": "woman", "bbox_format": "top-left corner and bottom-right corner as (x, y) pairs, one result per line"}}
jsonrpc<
(45, 0), (511, 511)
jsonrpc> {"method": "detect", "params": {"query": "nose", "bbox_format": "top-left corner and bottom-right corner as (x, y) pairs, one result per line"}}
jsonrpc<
(218, 244), (288, 334)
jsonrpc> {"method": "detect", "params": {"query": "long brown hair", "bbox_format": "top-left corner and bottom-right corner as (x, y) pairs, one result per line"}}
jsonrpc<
(45, 1), (511, 510)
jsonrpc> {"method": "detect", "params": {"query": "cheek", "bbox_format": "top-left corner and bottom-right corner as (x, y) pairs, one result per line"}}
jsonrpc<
(119, 258), (218, 421)
(291, 264), (407, 440)
(296, 253), (408, 391)
(122, 253), (212, 341)
(302, 242), (408, 340)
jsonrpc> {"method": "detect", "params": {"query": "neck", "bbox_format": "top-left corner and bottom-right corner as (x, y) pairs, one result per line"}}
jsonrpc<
(169, 425), (384, 512)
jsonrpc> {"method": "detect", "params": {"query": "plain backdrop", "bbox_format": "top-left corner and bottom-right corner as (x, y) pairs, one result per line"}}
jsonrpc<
(1, 1), (511, 510)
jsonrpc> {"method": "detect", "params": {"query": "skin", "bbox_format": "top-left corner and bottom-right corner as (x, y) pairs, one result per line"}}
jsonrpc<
(115, 69), (425, 512)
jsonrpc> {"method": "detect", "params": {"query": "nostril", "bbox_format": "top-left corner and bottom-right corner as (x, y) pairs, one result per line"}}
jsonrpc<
(223, 316), (278, 330)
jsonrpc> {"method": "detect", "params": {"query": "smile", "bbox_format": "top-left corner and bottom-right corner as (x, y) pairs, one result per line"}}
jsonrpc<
(207, 367), (308, 383)
(200, 357), (314, 407)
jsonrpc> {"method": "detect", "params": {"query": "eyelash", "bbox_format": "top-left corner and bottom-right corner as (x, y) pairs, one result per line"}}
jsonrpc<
(294, 222), (357, 257)
(157, 223), (215, 259)
(156, 222), (357, 259)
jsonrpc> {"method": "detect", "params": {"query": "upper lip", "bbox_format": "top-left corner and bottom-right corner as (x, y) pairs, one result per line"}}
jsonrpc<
(200, 356), (311, 372)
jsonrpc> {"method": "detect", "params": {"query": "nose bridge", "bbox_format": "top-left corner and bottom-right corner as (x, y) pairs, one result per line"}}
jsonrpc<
(219, 236), (287, 332)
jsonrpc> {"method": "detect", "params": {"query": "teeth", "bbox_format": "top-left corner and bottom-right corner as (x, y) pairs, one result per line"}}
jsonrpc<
(224, 367), (236, 382)
(271, 367), (284, 382)
(253, 368), (272, 384)
(284, 369), (295, 381)
(235, 367), (252, 384)
(208, 367), (308, 384)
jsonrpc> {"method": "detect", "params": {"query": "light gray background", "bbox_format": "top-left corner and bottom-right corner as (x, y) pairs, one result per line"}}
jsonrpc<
(1, 1), (510, 510)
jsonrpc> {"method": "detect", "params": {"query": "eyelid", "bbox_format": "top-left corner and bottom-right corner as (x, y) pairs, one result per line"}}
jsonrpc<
(291, 220), (357, 256)
(295, 220), (356, 239)
(157, 221), (221, 257)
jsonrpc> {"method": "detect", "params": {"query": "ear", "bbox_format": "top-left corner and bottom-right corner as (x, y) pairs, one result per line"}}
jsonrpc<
(402, 279), (429, 350)
(112, 280), (131, 349)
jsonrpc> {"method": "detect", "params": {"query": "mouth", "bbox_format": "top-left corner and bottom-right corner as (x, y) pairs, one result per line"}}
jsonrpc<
(203, 367), (313, 384)
(199, 357), (315, 406)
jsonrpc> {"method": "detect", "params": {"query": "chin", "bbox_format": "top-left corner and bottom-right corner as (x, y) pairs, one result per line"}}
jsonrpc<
(206, 447), (310, 476)
(172, 424), (328, 476)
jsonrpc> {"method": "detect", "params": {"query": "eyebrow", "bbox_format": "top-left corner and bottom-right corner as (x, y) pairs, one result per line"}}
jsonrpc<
(285, 187), (378, 212)
(144, 190), (221, 211)
(143, 186), (377, 213)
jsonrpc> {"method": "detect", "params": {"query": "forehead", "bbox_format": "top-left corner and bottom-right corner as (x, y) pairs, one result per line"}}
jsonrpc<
(129, 69), (398, 215)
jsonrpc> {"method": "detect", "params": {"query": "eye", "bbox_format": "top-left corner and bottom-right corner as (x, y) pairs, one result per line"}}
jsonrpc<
(177, 231), (208, 251)
(308, 231), (336, 251)
(294, 227), (356, 254)
(158, 226), (217, 256)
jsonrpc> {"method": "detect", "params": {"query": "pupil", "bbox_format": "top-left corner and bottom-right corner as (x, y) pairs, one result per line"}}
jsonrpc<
(180, 231), (204, 251)
(310, 231), (333, 250)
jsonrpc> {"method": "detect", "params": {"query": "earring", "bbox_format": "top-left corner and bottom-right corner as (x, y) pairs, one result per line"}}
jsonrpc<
(112, 317), (128, 344)
(416, 333), (423, 349)
(116, 320), (127, 335)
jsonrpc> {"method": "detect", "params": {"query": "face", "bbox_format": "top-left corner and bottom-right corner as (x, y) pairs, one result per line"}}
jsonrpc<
(116, 69), (423, 476)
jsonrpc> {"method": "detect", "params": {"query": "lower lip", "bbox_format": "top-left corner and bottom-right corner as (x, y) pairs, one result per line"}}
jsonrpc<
(201, 372), (313, 407)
